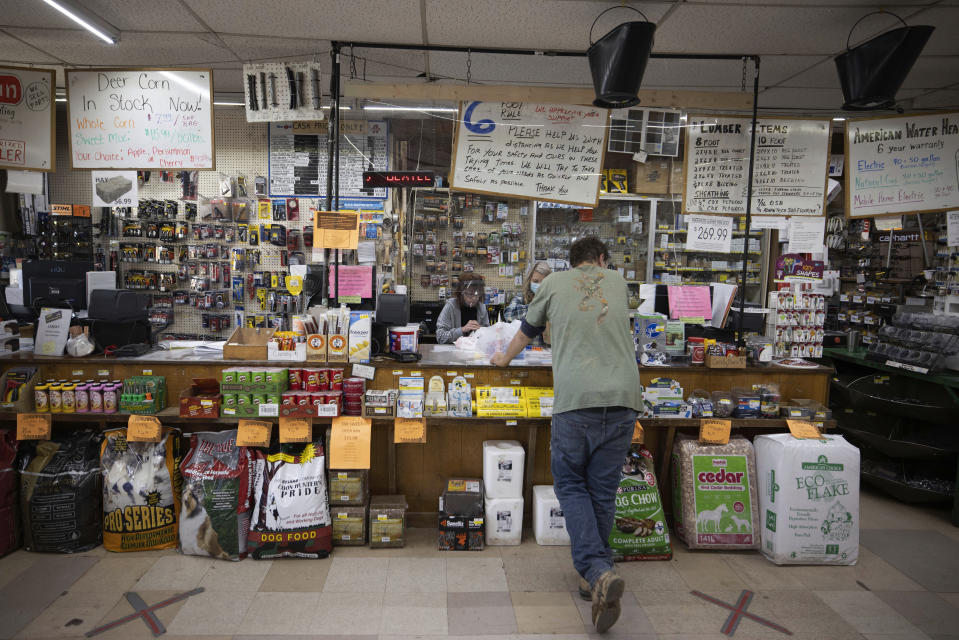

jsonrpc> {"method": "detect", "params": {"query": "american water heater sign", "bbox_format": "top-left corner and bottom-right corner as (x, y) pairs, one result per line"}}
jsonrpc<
(0, 66), (56, 172)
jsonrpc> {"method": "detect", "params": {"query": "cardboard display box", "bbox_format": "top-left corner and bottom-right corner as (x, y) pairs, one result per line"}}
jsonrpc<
(179, 379), (221, 418)
(223, 327), (276, 361)
(629, 159), (671, 195)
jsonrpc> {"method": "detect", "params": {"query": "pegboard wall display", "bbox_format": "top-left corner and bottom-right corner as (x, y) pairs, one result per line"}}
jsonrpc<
(47, 109), (393, 340)
(242, 61), (324, 123)
(407, 190), (531, 305)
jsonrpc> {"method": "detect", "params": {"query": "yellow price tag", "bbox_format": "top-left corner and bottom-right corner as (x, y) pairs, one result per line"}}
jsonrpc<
(632, 420), (645, 444)
(237, 420), (272, 448)
(17, 414), (51, 440)
(127, 415), (162, 442)
(279, 417), (312, 443)
(330, 417), (372, 469)
(787, 419), (824, 440)
(394, 417), (427, 444)
(699, 419), (731, 445)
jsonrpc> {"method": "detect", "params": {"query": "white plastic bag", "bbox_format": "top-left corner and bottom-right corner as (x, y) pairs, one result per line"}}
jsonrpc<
(474, 321), (521, 359)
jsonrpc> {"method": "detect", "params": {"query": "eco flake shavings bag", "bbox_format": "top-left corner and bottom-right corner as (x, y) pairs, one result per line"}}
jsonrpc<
(610, 445), (672, 561)
(671, 434), (760, 550)
(101, 427), (182, 552)
(247, 439), (332, 559)
(179, 430), (253, 561)
(756, 433), (859, 565)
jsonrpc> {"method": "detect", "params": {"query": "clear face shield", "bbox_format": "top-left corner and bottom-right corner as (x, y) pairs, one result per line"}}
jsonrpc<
(461, 283), (483, 307)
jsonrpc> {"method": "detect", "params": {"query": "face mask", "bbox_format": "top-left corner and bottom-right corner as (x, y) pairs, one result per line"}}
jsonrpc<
(530, 282), (540, 293)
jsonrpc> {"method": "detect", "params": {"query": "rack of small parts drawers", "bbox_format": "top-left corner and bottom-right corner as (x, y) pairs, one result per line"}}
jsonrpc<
(835, 289), (900, 346)
(767, 285), (826, 358)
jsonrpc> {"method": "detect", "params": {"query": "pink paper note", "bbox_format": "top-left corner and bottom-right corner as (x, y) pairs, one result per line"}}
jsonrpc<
(667, 285), (711, 320)
(328, 265), (373, 298)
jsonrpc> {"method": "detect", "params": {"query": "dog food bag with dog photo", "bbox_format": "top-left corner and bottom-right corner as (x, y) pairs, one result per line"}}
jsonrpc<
(0, 430), (19, 557)
(610, 445), (672, 561)
(101, 427), (182, 552)
(179, 430), (253, 561)
(248, 439), (332, 559)
(19, 430), (103, 553)
(756, 433), (860, 565)
(671, 434), (760, 550)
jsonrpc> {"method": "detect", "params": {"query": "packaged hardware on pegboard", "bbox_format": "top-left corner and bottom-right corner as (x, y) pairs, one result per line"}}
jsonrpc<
(242, 61), (324, 123)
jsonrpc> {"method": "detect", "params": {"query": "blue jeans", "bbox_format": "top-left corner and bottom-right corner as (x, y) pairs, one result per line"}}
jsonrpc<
(551, 406), (636, 587)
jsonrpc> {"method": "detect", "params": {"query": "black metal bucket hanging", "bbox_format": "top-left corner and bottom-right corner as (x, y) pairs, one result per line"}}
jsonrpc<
(834, 12), (934, 110)
(587, 6), (656, 109)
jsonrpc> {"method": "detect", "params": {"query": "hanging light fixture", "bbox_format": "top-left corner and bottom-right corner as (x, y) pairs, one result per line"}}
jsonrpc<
(834, 11), (934, 110)
(587, 6), (656, 109)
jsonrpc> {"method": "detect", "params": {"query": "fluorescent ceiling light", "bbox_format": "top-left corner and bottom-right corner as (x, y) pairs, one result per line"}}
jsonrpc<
(213, 101), (243, 106)
(322, 105), (351, 110)
(40, 0), (119, 44)
(159, 71), (209, 99)
(363, 106), (458, 112)
(55, 97), (66, 102)
(832, 117), (847, 121)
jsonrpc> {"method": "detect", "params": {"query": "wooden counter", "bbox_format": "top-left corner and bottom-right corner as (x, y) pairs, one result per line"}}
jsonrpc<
(0, 347), (833, 524)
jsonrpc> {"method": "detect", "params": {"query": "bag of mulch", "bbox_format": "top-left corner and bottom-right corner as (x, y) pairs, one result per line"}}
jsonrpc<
(0, 430), (20, 557)
(19, 430), (103, 553)
(179, 430), (252, 561)
(610, 445), (672, 561)
(101, 427), (182, 552)
(248, 440), (332, 559)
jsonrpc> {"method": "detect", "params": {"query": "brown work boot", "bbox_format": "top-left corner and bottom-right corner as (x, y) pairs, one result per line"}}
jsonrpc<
(590, 570), (625, 633)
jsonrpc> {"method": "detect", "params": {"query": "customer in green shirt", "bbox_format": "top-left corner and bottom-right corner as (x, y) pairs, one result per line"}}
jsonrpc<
(491, 237), (640, 633)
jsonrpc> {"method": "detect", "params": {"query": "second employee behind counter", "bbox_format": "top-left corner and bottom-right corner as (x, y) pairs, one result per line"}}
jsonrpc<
(436, 273), (490, 344)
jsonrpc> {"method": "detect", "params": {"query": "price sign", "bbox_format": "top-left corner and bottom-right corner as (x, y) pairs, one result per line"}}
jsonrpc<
(258, 403), (279, 417)
(394, 417), (427, 443)
(948, 211), (959, 247)
(329, 416), (372, 469)
(17, 413), (51, 440)
(685, 215), (733, 254)
(279, 417), (312, 443)
(699, 419), (731, 445)
(352, 363), (375, 380)
(632, 420), (645, 444)
(127, 415), (162, 442)
(787, 419), (825, 440)
(316, 403), (338, 417)
(237, 420), (272, 447)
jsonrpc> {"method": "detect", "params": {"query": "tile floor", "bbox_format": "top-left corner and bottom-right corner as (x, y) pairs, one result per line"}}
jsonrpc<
(1, 487), (957, 640)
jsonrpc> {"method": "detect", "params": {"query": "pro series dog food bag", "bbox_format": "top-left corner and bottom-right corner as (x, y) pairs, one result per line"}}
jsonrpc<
(755, 433), (860, 565)
(19, 430), (103, 553)
(179, 430), (253, 561)
(0, 430), (18, 557)
(101, 427), (182, 552)
(610, 445), (672, 561)
(248, 439), (332, 559)
(671, 434), (760, 550)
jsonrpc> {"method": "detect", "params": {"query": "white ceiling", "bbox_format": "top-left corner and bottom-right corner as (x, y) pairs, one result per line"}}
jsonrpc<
(0, 0), (956, 113)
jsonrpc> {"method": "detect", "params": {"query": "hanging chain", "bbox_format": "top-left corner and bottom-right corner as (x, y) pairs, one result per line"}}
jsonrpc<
(349, 45), (357, 80)
(466, 49), (472, 85)
(741, 57), (747, 93)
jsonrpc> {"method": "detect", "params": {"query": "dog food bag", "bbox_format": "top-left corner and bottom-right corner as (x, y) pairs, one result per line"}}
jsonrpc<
(179, 430), (253, 561)
(0, 430), (19, 557)
(248, 440), (332, 559)
(756, 433), (860, 565)
(20, 430), (103, 553)
(671, 434), (760, 550)
(101, 427), (182, 552)
(611, 445), (672, 561)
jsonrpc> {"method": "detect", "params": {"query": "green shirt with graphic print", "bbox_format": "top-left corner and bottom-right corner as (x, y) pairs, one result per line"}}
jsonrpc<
(524, 264), (641, 415)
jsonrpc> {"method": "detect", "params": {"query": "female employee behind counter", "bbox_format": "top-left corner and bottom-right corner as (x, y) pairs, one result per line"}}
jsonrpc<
(436, 273), (490, 344)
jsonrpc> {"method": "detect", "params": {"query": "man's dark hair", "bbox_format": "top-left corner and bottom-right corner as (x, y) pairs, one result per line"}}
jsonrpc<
(569, 236), (611, 267)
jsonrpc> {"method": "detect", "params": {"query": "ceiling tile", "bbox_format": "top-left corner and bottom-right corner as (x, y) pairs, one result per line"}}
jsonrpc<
(183, 0), (422, 42)
(78, 0), (204, 32)
(0, 31), (62, 64)
(0, 1), (89, 30)
(911, 89), (959, 108)
(780, 54), (959, 90)
(5, 29), (236, 66)
(219, 35), (328, 64)
(427, 51), (591, 85)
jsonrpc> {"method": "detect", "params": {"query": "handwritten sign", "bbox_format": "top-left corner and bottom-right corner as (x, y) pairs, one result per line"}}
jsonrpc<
(451, 101), (608, 206)
(17, 413), (51, 440)
(845, 111), (959, 217)
(684, 115), (830, 216)
(127, 415), (162, 442)
(699, 419), (731, 445)
(328, 265), (373, 298)
(787, 419), (824, 440)
(0, 66), (55, 171)
(394, 417), (427, 443)
(329, 416), (372, 469)
(279, 417), (312, 443)
(237, 419), (272, 448)
(65, 68), (214, 169)
(632, 420), (645, 444)
(667, 285), (712, 320)
(685, 215), (733, 253)
(314, 210), (359, 249)
(268, 120), (387, 198)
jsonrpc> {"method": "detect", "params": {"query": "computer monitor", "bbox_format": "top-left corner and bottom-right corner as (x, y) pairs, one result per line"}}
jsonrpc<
(375, 293), (410, 326)
(23, 260), (95, 310)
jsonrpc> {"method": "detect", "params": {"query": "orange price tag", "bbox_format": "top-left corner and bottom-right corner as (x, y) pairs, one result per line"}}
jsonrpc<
(394, 417), (427, 444)
(699, 419), (731, 445)
(329, 416), (372, 469)
(279, 417), (312, 443)
(127, 415), (162, 442)
(17, 413), (51, 440)
(632, 420), (645, 444)
(787, 419), (824, 440)
(237, 420), (272, 448)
